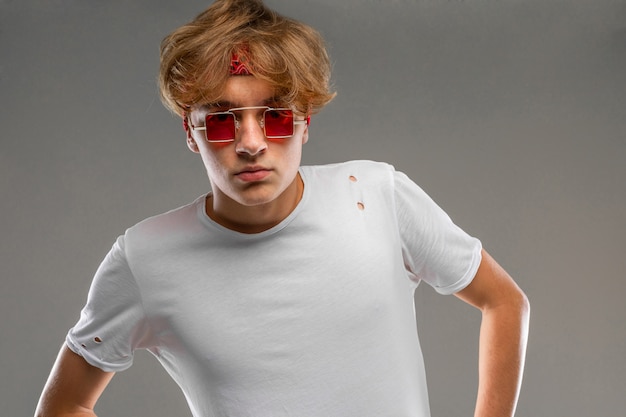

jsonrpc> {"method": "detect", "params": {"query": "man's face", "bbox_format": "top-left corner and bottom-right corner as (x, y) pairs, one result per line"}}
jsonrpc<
(186, 76), (309, 226)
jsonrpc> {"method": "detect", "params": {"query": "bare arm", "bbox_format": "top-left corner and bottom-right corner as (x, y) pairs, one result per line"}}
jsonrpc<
(455, 249), (530, 417)
(35, 344), (115, 417)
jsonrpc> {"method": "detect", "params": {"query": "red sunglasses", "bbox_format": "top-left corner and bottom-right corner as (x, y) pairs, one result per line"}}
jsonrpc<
(188, 106), (310, 143)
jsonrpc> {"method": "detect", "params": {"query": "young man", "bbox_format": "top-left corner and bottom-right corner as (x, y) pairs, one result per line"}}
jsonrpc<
(35, 1), (529, 416)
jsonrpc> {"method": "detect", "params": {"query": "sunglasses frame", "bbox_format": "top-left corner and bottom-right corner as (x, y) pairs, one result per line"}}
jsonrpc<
(189, 106), (309, 143)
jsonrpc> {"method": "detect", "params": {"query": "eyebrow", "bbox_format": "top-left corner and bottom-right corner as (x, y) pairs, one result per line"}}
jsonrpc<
(208, 97), (282, 110)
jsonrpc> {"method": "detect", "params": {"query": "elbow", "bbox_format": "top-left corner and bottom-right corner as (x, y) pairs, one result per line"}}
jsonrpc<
(517, 288), (530, 317)
(521, 288), (531, 321)
(487, 285), (530, 321)
(504, 284), (530, 321)
(510, 287), (531, 332)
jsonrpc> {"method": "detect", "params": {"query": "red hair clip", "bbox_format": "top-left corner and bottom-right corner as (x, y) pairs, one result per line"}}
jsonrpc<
(230, 53), (251, 75)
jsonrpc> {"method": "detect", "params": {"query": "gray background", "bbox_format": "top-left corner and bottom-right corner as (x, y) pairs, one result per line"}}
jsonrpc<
(2, 0), (625, 415)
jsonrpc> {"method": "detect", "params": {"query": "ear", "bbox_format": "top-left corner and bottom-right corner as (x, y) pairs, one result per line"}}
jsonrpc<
(301, 115), (310, 145)
(187, 137), (200, 153)
(183, 114), (200, 153)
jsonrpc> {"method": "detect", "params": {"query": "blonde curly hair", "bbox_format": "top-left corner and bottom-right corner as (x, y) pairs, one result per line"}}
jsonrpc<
(159, 0), (336, 117)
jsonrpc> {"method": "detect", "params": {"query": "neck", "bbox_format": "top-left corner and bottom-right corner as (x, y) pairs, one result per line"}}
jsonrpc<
(206, 174), (304, 234)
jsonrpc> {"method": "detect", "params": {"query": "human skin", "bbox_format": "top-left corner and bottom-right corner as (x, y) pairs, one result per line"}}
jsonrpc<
(34, 77), (529, 417)
(185, 76), (309, 234)
(455, 249), (530, 417)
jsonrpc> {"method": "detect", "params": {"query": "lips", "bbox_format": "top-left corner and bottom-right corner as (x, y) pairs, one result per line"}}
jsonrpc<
(235, 166), (272, 182)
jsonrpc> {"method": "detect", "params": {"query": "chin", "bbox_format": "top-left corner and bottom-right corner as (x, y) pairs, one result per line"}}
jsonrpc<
(232, 188), (283, 207)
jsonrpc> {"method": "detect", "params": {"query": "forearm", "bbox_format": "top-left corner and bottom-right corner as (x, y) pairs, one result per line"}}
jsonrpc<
(474, 294), (530, 417)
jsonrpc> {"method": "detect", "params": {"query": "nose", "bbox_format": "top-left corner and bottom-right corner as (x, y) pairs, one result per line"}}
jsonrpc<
(235, 111), (267, 156)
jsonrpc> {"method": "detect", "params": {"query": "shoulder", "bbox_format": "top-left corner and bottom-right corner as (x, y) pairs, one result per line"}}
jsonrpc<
(301, 160), (396, 186)
(123, 195), (206, 252)
(299, 161), (405, 216)
(130, 195), (202, 230)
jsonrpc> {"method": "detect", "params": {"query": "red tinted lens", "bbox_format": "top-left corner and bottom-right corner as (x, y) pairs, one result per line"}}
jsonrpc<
(205, 113), (235, 141)
(264, 109), (293, 137)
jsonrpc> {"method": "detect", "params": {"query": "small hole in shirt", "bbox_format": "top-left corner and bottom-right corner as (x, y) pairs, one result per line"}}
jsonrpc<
(349, 175), (357, 182)
(94, 337), (103, 343)
(357, 202), (365, 210)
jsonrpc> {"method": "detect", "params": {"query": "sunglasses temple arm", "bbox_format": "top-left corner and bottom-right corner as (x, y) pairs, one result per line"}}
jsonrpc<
(294, 116), (311, 126)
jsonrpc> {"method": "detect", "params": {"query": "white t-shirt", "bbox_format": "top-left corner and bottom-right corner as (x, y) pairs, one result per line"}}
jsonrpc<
(67, 160), (482, 417)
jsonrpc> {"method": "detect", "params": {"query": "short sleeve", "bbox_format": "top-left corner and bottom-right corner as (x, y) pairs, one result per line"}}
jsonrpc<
(393, 170), (482, 295)
(66, 235), (152, 372)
